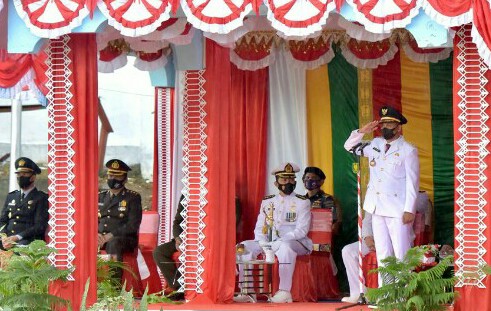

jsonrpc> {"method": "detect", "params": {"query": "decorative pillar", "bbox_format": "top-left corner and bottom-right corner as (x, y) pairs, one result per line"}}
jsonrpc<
(155, 87), (174, 286)
(178, 70), (207, 295)
(46, 34), (99, 310)
(454, 24), (491, 310)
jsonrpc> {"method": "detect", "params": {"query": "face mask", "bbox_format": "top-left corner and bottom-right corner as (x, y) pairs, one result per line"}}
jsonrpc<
(382, 128), (396, 140)
(304, 180), (320, 191)
(278, 182), (296, 195)
(107, 178), (124, 190)
(17, 176), (33, 189)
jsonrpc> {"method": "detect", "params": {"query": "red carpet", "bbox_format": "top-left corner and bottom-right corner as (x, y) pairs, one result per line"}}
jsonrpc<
(146, 302), (373, 310)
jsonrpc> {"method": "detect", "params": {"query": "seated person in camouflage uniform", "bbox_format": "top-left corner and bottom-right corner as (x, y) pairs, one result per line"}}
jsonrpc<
(303, 166), (342, 238)
(0, 157), (49, 250)
(98, 159), (142, 278)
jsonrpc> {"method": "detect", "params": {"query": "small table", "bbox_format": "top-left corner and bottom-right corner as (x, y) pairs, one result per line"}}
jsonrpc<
(236, 259), (275, 303)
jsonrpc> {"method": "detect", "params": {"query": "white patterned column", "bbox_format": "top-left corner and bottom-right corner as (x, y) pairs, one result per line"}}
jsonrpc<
(45, 36), (76, 279)
(156, 87), (173, 244)
(178, 70), (207, 293)
(156, 87), (173, 287)
(454, 24), (489, 288)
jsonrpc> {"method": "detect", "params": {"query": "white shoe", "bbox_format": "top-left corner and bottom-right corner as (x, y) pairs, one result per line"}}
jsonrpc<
(233, 294), (255, 303)
(270, 290), (293, 303)
(341, 296), (359, 303)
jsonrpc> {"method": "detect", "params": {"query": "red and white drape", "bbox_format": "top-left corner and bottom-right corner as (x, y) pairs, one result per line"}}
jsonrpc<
(9, 0), (488, 68)
(231, 30), (452, 71)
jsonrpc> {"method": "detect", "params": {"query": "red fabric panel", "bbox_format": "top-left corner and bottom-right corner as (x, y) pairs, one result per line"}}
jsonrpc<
(199, 39), (236, 303)
(426, 0), (471, 17)
(122, 251), (144, 297)
(362, 251), (378, 288)
(49, 34), (99, 309)
(310, 252), (339, 299)
(272, 256), (317, 302)
(308, 209), (333, 245)
(453, 25), (491, 311)
(231, 64), (268, 242)
(372, 50), (402, 135)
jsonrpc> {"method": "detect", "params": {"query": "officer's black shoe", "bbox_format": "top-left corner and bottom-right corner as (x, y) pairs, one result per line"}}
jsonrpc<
(167, 291), (185, 301)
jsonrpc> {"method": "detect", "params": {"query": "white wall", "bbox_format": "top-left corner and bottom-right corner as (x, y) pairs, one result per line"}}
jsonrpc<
(0, 57), (155, 179)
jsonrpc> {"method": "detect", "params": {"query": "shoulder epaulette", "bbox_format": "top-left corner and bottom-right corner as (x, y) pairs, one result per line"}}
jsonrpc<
(262, 194), (275, 200)
(8, 190), (19, 195)
(295, 194), (307, 200)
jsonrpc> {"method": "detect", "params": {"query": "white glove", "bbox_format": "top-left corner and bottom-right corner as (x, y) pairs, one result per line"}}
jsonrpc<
(271, 240), (283, 252)
(258, 240), (271, 247)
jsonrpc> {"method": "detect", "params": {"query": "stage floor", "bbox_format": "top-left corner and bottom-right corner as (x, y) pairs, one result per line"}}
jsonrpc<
(146, 301), (372, 311)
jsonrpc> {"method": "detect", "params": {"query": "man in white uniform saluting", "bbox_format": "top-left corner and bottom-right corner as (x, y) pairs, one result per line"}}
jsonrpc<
(233, 162), (312, 303)
(344, 106), (420, 286)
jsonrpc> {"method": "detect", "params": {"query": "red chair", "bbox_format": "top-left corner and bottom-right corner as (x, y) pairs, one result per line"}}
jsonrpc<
(272, 208), (339, 301)
(116, 211), (162, 296)
(138, 211), (162, 294)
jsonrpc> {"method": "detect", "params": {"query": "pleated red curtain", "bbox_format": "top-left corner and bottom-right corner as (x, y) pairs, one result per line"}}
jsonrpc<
(231, 64), (269, 242)
(194, 39), (237, 303)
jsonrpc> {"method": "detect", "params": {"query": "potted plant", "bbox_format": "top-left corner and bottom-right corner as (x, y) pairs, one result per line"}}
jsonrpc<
(365, 245), (456, 311)
(0, 240), (72, 310)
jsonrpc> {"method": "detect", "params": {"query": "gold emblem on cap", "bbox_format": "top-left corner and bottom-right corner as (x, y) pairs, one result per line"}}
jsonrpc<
(19, 159), (25, 166)
(285, 163), (293, 173)
(382, 108), (388, 116)
(111, 161), (120, 169)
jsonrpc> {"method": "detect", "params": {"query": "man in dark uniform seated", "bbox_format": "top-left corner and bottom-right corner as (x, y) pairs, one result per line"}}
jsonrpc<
(98, 159), (142, 279)
(303, 166), (342, 237)
(0, 157), (48, 250)
(153, 194), (242, 301)
(152, 194), (185, 301)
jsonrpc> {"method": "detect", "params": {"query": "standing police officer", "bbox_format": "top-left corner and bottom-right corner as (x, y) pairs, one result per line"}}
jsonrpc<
(0, 157), (48, 250)
(344, 106), (419, 285)
(98, 159), (142, 274)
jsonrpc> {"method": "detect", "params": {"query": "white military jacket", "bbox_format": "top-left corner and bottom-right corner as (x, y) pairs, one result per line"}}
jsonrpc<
(344, 130), (420, 218)
(254, 192), (313, 252)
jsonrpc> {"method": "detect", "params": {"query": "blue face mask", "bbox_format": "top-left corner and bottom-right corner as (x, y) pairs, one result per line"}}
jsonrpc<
(304, 179), (320, 191)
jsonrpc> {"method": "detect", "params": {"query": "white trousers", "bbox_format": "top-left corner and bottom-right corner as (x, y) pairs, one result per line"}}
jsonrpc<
(342, 241), (370, 297)
(238, 240), (310, 292)
(372, 214), (414, 285)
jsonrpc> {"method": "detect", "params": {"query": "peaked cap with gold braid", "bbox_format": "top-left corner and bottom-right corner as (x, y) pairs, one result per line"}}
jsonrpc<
(105, 159), (131, 176)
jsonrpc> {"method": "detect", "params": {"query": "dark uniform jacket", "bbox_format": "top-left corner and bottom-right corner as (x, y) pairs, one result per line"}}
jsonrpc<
(307, 190), (341, 223)
(98, 188), (142, 240)
(0, 188), (49, 243)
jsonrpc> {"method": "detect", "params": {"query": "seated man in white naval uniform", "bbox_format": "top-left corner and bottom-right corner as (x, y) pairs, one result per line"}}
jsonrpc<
(341, 212), (374, 303)
(233, 162), (312, 303)
(344, 105), (420, 287)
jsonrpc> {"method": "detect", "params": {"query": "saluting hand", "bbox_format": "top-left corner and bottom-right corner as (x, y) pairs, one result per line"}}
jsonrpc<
(364, 236), (375, 251)
(359, 121), (379, 134)
(402, 212), (415, 224)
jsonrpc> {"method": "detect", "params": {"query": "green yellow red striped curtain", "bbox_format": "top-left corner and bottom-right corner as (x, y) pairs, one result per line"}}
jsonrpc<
(306, 49), (454, 248)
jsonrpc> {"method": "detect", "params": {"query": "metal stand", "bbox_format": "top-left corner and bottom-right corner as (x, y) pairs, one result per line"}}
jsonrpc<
(336, 144), (369, 310)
